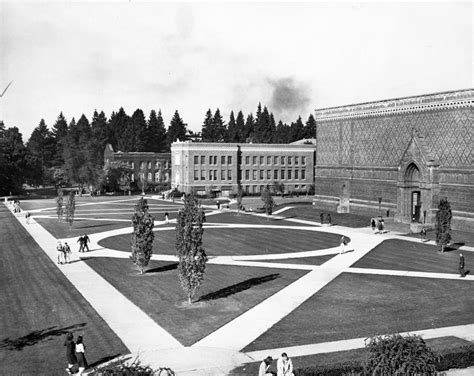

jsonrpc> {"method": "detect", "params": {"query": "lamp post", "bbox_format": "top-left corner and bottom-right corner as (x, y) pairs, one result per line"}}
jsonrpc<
(378, 197), (382, 217)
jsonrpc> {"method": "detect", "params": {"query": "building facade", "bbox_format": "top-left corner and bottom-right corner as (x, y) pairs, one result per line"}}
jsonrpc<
(313, 89), (474, 230)
(171, 142), (316, 196)
(103, 143), (171, 188)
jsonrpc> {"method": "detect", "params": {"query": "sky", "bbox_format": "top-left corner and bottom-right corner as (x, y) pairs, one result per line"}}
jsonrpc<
(0, 1), (472, 140)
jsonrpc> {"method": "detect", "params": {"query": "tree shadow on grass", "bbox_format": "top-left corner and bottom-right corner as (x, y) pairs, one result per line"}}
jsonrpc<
(146, 262), (178, 274)
(444, 242), (466, 252)
(198, 273), (280, 302)
(88, 353), (123, 368)
(76, 223), (115, 230)
(0, 323), (86, 351)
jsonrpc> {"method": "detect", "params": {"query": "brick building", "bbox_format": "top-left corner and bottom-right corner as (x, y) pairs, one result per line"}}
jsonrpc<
(103, 143), (171, 188)
(171, 142), (316, 196)
(313, 89), (474, 231)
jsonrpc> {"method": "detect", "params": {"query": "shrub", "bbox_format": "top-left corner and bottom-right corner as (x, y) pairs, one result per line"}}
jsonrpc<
(435, 344), (474, 371)
(364, 334), (438, 375)
(93, 356), (175, 375)
(294, 361), (363, 375)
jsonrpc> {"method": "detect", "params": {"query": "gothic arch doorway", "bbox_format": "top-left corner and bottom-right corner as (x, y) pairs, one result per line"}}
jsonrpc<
(405, 163), (422, 222)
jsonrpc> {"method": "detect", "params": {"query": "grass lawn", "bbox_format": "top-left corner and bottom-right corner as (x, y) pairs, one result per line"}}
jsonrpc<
(231, 336), (472, 375)
(405, 229), (474, 248)
(204, 211), (313, 226)
(261, 254), (335, 265)
(99, 227), (341, 256)
(35, 217), (132, 238)
(243, 272), (474, 352)
(0, 206), (128, 375)
(83, 257), (307, 346)
(352, 239), (474, 274)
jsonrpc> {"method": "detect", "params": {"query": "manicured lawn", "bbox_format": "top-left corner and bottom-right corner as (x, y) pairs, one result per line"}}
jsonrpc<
(261, 254), (335, 265)
(35, 217), (132, 238)
(0, 206), (128, 375)
(405, 229), (474, 248)
(204, 211), (312, 226)
(83, 257), (307, 346)
(99, 227), (341, 256)
(231, 336), (472, 375)
(244, 272), (474, 351)
(352, 239), (474, 274)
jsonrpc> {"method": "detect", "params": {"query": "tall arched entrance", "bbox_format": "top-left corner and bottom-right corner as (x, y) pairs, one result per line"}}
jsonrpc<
(404, 163), (422, 222)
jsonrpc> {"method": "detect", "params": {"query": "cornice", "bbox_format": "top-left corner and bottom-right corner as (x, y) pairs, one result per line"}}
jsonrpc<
(315, 89), (474, 121)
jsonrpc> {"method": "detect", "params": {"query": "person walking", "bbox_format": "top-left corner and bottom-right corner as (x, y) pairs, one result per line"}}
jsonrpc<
(320, 212), (324, 224)
(64, 332), (77, 374)
(56, 241), (64, 264)
(164, 212), (169, 223)
(25, 211), (31, 224)
(371, 218), (376, 232)
(259, 356), (273, 376)
(63, 242), (72, 264)
(459, 253), (466, 277)
(339, 236), (349, 254)
(327, 214), (332, 225)
(277, 353), (294, 376)
(82, 234), (90, 252)
(77, 235), (84, 253)
(75, 335), (88, 375)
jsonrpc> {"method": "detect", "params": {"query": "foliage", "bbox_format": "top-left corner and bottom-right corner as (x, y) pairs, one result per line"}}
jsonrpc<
(166, 110), (187, 150)
(175, 193), (208, 303)
(436, 344), (474, 371)
(435, 197), (452, 252)
(102, 161), (132, 193)
(130, 198), (155, 274)
(65, 191), (75, 229)
(56, 189), (64, 222)
(236, 185), (243, 213)
(95, 355), (175, 375)
(272, 181), (285, 196)
(364, 334), (438, 375)
(261, 186), (274, 216)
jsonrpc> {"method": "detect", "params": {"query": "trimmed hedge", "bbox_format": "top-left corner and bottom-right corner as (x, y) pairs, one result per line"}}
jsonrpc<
(436, 345), (474, 371)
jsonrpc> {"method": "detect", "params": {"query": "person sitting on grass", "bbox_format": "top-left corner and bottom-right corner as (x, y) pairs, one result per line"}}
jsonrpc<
(277, 353), (294, 376)
(259, 356), (274, 376)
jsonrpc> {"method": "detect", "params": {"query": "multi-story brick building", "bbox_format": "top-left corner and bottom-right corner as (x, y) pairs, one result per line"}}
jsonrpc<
(171, 142), (316, 196)
(313, 89), (474, 230)
(103, 143), (171, 188)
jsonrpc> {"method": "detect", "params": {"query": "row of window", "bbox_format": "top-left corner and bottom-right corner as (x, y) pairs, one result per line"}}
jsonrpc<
(244, 184), (307, 194)
(194, 155), (233, 165)
(132, 172), (169, 183)
(194, 169), (233, 181)
(242, 169), (306, 181)
(243, 155), (306, 166)
(127, 161), (169, 170)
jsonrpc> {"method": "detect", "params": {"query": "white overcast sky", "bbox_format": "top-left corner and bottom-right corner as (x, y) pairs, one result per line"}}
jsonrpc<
(0, 1), (472, 139)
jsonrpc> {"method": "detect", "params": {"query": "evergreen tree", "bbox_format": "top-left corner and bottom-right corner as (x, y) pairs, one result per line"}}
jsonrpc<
(166, 110), (187, 150)
(130, 197), (155, 274)
(225, 111), (238, 142)
(201, 109), (214, 142)
(303, 114), (317, 140)
(108, 108), (130, 151)
(274, 120), (291, 144)
(244, 113), (255, 142)
(65, 191), (75, 230)
(289, 116), (304, 142)
(27, 119), (55, 174)
(212, 108), (226, 142)
(261, 185), (274, 217)
(131, 109), (148, 152)
(90, 110), (109, 169)
(176, 193), (208, 304)
(51, 112), (69, 166)
(436, 197), (452, 252)
(147, 110), (167, 152)
(235, 111), (246, 142)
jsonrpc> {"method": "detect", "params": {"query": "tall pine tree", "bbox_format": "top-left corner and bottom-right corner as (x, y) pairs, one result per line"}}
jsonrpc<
(147, 109), (167, 152)
(201, 109), (214, 142)
(166, 110), (187, 150)
(225, 111), (239, 142)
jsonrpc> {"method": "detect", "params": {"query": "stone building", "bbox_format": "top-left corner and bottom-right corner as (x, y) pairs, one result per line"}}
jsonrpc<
(103, 143), (171, 189)
(313, 89), (473, 231)
(171, 142), (315, 196)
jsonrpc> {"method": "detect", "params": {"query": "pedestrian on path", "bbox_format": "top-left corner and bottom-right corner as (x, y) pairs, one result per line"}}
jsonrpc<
(371, 218), (376, 232)
(164, 212), (169, 223)
(57, 241), (64, 264)
(320, 212), (324, 224)
(459, 253), (466, 277)
(63, 242), (72, 264)
(340, 236), (349, 254)
(258, 356), (274, 376)
(82, 234), (90, 252)
(420, 227), (427, 241)
(64, 332), (77, 374)
(74, 335), (88, 375)
(327, 214), (332, 225)
(25, 211), (31, 224)
(77, 235), (84, 252)
(277, 353), (294, 376)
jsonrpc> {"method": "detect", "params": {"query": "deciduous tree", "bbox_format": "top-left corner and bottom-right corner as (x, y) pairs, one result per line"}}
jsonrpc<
(65, 191), (75, 230)
(130, 198), (155, 274)
(261, 185), (274, 217)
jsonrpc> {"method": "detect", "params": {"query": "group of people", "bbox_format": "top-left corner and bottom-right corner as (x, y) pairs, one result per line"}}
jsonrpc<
(64, 332), (88, 375)
(55, 234), (90, 264)
(11, 199), (21, 213)
(259, 353), (294, 376)
(319, 212), (332, 225)
(370, 217), (385, 233)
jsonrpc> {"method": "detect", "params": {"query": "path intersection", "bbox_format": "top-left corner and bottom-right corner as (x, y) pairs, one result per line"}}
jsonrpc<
(7, 197), (474, 375)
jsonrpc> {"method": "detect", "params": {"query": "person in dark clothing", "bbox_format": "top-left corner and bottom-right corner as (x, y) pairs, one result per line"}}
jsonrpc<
(75, 335), (88, 375)
(327, 214), (332, 225)
(459, 253), (466, 277)
(64, 332), (77, 373)
(320, 213), (324, 224)
(77, 236), (84, 252)
(82, 234), (90, 252)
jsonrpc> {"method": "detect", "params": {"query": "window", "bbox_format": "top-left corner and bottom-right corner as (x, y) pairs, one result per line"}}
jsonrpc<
(267, 156), (271, 164)
(147, 172), (152, 181)
(140, 161), (144, 169)
(274, 156), (278, 165)
(209, 156), (213, 165)
(194, 156), (199, 165)
(228, 156), (232, 164)
(253, 170), (257, 180)
(245, 170), (250, 180)
(221, 156), (226, 165)
(221, 169), (226, 180)
(228, 170), (232, 180)
(148, 161), (152, 169)
(201, 156), (205, 164)
(281, 169), (285, 179)
(209, 170), (213, 180)
(155, 172), (160, 182)
(301, 169), (306, 179)
(288, 170), (292, 179)
(155, 161), (161, 169)
(213, 170), (217, 180)
(295, 156), (299, 165)
(245, 185), (249, 193)
(259, 156), (264, 165)
(131, 174), (134, 182)
(201, 170), (206, 180)
(245, 156), (250, 164)
(131, 162), (135, 169)
(288, 157), (292, 165)
(252, 185), (257, 193)
(214, 156), (217, 165)
(194, 170), (199, 180)
(252, 156), (257, 165)
(281, 156), (285, 165)
(274, 170), (278, 180)
(302, 156), (306, 165)
(295, 169), (299, 180)
(267, 170), (271, 179)
(259, 170), (264, 179)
